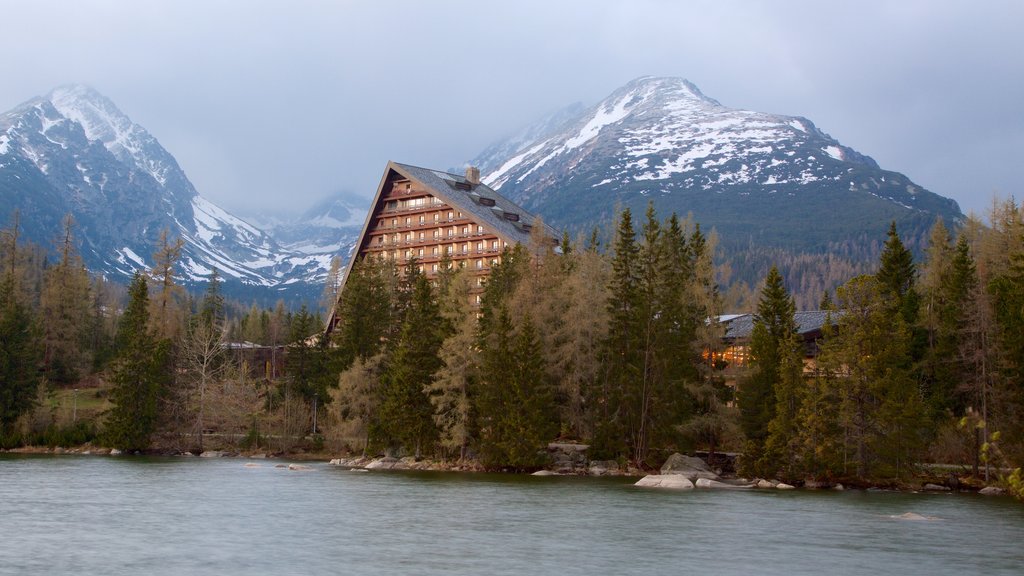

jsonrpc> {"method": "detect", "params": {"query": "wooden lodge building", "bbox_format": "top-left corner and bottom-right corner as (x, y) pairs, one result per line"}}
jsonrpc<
(716, 310), (840, 381)
(325, 161), (560, 334)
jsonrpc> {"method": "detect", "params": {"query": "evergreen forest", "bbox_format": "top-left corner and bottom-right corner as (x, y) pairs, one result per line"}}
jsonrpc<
(2, 200), (1024, 497)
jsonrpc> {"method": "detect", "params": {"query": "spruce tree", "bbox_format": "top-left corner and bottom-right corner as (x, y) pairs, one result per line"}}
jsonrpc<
(876, 221), (920, 326)
(377, 274), (443, 457)
(0, 275), (42, 441)
(105, 273), (170, 451)
(815, 275), (926, 479)
(332, 257), (393, 371)
(737, 265), (798, 476)
(593, 208), (641, 460)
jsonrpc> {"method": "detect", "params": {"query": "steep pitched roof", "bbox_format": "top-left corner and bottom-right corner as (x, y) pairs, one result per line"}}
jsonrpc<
(381, 162), (559, 246)
(326, 161), (561, 333)
(722, 310), (841, 341)
(341, 161), (559, 281)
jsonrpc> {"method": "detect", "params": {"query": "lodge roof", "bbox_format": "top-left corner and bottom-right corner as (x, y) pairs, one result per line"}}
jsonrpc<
(721, 310), (840, 341)
(385, 162), (561, 245)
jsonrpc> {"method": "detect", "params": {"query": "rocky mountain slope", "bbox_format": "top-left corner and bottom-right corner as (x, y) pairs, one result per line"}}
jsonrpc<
(470, 76), (964, 305)
(0, 85), (337, 304)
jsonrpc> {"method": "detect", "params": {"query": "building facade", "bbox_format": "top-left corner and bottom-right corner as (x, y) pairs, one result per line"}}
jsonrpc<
(325, 161), (559, 334)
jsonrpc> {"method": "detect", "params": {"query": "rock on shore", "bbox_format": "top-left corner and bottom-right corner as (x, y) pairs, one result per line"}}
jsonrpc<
(635, 475), (694, 489)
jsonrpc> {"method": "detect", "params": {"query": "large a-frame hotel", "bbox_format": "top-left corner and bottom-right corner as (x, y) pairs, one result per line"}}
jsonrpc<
(325, 161), (560, 334)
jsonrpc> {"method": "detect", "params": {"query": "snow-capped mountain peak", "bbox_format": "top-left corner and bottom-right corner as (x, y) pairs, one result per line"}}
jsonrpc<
(470, 75), (961, 258)
(1, 85), (347, 303)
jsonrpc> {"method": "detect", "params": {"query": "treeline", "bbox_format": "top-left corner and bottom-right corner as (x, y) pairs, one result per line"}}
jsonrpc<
(328, 198), (1024, 492)
(739, 200), (1024, 493)
(0, 212), (329, 451)
(3, 199), (1023, 494)
(328, 205), (725, 469)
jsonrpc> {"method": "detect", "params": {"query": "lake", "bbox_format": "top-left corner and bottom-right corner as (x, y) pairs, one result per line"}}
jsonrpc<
(1, 454), (1022, 575)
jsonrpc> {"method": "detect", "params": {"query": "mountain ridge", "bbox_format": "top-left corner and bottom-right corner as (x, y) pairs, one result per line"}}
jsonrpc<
(469, 76), (964, 306)
(0, 85), (346, 305)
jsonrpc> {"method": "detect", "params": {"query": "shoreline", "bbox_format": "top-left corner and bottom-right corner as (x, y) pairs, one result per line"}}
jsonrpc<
(3, 443), (1012, 497)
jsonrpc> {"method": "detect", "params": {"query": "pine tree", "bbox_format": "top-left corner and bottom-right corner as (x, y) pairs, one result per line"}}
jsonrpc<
(592, 208), (641, 460)
(477, 311), (556, 468)
(738, 265), (798, 476)
(0, 274), (42, 440)
(377, 274), (443, 457)
(429, 267), (479, 459)
(917, 220), (966, 415)
(331, 256), (393, 371)
(876, 221), (920, 326)
(105, 273), (171, 451)
(815, 275), (926, 479)
(179, 270), (228, 450)
(149, 229), (186, 341)
(40, 215), (93, 384)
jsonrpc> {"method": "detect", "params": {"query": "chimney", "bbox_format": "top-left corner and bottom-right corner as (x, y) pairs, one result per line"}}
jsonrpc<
(465, 166), (480, 185)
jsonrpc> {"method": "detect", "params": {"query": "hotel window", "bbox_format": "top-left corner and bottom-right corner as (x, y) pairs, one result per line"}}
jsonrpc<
(476, 241), (483, 251)
(433, 213), (439, 222)
(446, 246), (453, 255)
(447, 228), (454, 237)
(419, 215), (425, 224)
(418, 232), (425, 240)
(405, 233), (412, 241)
(418, 248), (424, 257)
(491, 240), (499, 250)
(476, 259), (483, 269)
(462, 226), (469, 235)
(477, 225), (484, 234)
(447, 211), (454, 220)
(391, 218), (397, 227)
(433, 230), (439, 238)
(431, 247), (438, 255)
(431, 264), (438, 272)
(405, 217), (411, 225)
(392, 234), (399, 243)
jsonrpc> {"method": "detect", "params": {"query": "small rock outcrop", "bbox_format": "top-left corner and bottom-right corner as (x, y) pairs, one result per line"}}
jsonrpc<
(695, 478), (756, 489)
(660, 453), (720, 481)
(979, 486), (1006, 496)
(635, 475), (694, 489)
(922, 483), (951, 492)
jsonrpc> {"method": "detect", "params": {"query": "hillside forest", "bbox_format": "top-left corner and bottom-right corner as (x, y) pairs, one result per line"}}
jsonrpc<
(1, 200), (1023, 494)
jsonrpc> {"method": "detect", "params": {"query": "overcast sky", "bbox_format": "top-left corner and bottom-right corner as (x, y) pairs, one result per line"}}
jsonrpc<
(2, 1), (1020, 219)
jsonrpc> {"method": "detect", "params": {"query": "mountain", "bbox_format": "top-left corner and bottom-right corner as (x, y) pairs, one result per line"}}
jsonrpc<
(469, 76), (964, 305)
(0, 85), (333, 304)
(248, 192), (365, 256)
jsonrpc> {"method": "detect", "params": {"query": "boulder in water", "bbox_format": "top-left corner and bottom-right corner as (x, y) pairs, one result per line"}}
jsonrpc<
(892, 512), (939, 521)
(979, 486), (1006, 496)
(660, 453), (720, 481)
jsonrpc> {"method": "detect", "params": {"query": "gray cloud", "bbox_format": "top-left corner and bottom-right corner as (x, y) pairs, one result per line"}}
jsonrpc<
(1, 0), (1019, 218)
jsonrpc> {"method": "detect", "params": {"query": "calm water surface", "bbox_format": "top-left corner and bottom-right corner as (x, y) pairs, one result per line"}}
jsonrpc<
(1, 455), (1022, 575)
